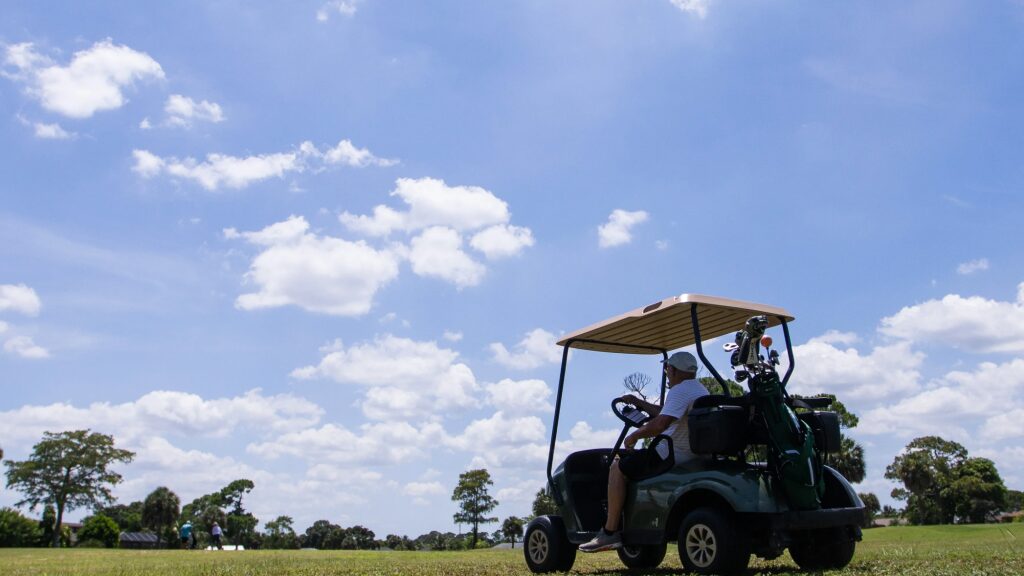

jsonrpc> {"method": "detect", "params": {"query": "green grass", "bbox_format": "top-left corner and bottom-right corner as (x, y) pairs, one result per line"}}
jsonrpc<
(1, 524), (1022, 575)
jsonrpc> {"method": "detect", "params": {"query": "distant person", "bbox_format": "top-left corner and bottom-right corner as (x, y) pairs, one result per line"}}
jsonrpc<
(211, 522), (224, 550)
(179, 521), (193, 550)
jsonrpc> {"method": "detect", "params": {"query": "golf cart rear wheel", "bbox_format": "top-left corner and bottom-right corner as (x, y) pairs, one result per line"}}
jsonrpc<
(789, 528), (856, 570)
(524, 516), (576, 573)
(677, 508), (750, 575)
(617, 543), (667, 569)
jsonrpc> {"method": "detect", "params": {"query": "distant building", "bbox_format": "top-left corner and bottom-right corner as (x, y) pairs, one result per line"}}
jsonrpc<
(120, 532), (160, 549)
(998, 511), (1024, 523)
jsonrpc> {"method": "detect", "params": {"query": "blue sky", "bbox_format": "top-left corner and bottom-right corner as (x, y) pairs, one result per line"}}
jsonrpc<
(2, 0), (1023, 538)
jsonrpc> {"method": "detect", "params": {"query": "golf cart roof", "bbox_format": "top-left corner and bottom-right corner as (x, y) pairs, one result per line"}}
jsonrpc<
(556, 293), (794, 354)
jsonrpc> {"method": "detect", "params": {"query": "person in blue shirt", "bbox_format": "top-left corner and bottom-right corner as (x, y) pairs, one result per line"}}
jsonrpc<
(179, 521), (194, 550)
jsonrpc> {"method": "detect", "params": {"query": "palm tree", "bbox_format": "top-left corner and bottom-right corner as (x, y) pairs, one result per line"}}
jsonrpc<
(142, 486), (181, 547)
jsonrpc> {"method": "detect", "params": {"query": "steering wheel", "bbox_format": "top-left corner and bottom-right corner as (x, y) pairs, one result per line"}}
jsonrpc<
(611, 398), (653, 428)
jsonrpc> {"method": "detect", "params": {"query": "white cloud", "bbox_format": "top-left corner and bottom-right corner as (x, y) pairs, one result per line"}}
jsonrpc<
(450, 412), (547, 451)
(3, 40), (164, 118)
(340, 178), (512, 237)
(133, 139), (395, 191)
(443, 330), (463, 342)
(788, 336), (923, 400)
(33, 121), (75, 140)
(0, 284), (42, 315)
(879, 283), (1024, 353)
(337, 178), (533, 288)
(133, 149), (302, 191)
(317, 0), (361, 21)
(956, 258), (989, 275)
(486, 379), (553, 414)
(4, 336), (50, 359)
(489, 328), (562, 370)
(403, 481), (445, 498)
(317, 139), (398, 168)
(164, 94), (225, 127)
(670, 0), (709, 19)
(408, 227), (485, 288)
(859, 359), (1024, 440)
(291, 334), (481, 420)
(228, 216), (401, 316)
(470, 225), (535, 260)
(0, 389), (323, 448)
(598, 209), (648, 248)
(248, 421), (445, 466)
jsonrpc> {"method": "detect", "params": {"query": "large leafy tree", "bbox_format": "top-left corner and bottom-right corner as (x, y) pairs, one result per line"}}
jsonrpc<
(95, 501), (143, 532)
(221, 479), (258, 548)
(885, 436), (968, 525)
(301, 519), (340, 549)
(531, 487), (558, 518)
(3, 430), (135, 547)
(180, 479), (258, 548)
(142, 487), (180, 547)
(451, 469), (499, 549)
(858, 492), (881, 527)
(264, 515), (298, 549)
(945, 457), (1007, 524)
(501, 516), (524, 548)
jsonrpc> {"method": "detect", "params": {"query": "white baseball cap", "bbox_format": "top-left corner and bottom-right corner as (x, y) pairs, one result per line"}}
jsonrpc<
(663, 351), (699, 373)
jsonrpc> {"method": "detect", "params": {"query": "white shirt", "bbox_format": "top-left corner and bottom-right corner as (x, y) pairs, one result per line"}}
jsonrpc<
(656, 378), (708, 462)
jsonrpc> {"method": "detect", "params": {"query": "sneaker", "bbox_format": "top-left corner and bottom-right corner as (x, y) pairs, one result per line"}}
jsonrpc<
(579, 530), (622, 553)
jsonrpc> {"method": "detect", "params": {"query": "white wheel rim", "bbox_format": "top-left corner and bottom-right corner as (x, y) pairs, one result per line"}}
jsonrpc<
(685, 523), (717, 568)
(528, 530), (550, 564)
(621, 545), (642, 559)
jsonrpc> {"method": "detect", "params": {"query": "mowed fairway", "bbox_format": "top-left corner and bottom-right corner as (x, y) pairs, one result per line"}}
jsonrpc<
(2, 524), (1021, 576)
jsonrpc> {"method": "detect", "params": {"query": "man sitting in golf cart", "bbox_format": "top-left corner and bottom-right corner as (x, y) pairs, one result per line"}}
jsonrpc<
(579, 351), (708, 553)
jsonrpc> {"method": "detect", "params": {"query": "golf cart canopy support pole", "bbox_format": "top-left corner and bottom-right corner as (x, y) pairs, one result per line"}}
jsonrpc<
(691, 304), (731, 396)
(781, 318), (795, 387)
(546, 338), (667, 494)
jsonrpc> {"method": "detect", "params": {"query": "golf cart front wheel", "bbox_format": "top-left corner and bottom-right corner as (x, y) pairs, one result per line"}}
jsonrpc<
(677, 508), (750, 575)
(617, 543), (667, 569)
(524, 516), (576, 573)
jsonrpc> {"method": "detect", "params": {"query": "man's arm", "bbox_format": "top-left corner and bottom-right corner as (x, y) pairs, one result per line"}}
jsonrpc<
(618, 394), (662, 417)
(623, 414), (676, 450)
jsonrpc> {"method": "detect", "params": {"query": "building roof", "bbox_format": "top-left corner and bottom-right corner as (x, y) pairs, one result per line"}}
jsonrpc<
(120, 532), (160, 543)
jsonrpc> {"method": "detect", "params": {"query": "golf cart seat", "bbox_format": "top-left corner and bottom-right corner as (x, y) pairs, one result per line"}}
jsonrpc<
(688, 395), (751, 455)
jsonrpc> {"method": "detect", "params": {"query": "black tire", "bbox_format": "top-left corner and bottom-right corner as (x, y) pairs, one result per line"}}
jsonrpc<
(789, 529), (856, 571)
(617, 543), (667, 569)
(677, 508), (750, 575)
(524, 516), (577, 573)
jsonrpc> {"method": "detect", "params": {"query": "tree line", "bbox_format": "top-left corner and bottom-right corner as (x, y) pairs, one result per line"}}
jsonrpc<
(3, 411), (1022, 549)
(0, 430), (532, 549)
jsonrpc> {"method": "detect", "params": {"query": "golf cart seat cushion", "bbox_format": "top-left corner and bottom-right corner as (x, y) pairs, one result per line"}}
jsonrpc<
(692, 394), (750, 410)
(688, 404), (748, 454)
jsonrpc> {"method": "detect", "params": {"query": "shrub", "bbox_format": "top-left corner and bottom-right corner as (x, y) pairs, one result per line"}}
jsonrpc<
(78, 515), (120, 548)
(0, 507), (44, 547)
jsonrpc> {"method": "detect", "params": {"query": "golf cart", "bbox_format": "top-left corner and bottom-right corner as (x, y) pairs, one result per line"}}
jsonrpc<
(524, 294), (864, 574)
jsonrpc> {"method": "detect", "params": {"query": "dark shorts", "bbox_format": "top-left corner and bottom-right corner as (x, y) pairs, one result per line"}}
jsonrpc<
(618, 449), (661, 480)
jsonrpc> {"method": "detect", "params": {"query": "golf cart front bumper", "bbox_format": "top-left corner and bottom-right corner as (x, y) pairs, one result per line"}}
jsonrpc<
(781, 506), (865, 531)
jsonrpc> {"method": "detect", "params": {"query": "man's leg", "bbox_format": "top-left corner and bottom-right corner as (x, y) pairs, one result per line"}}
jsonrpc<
(580, 457), (628, 552)
(605, 459), (627, 532)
